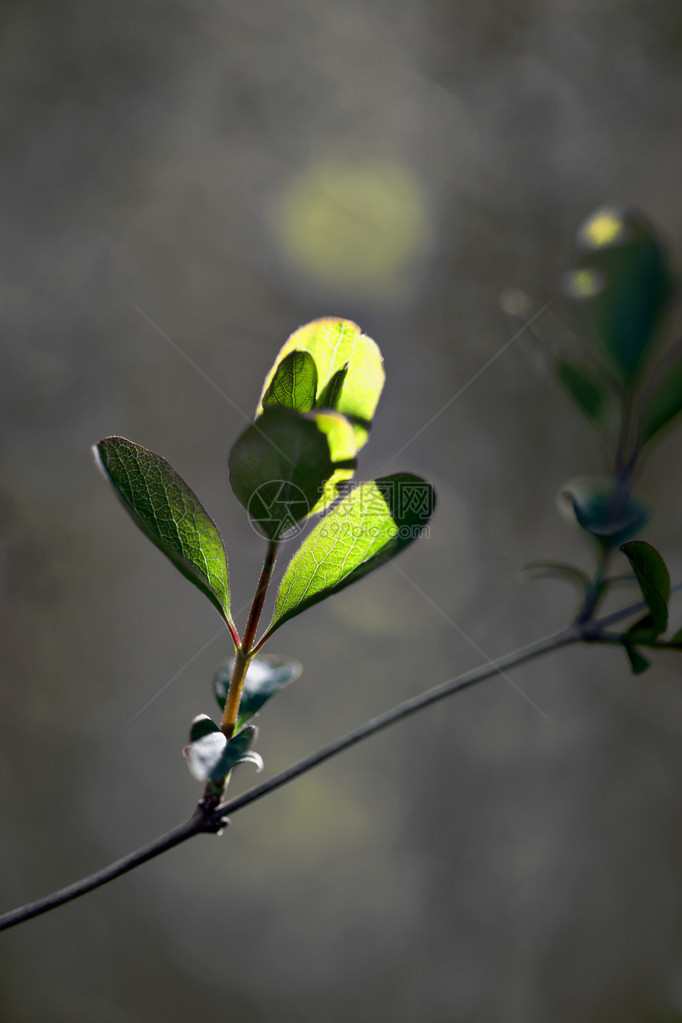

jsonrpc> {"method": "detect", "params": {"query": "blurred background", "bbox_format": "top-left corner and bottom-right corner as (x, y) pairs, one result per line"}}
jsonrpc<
(2, 1), (682, 1020)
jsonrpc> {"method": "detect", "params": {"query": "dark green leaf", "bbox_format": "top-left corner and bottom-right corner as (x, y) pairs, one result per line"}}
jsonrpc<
(555, 359), (607, 425)
(261, 350), (318, 413)
(94, 437), (232, 626)
(228, 409), (335, 540)
(184, 723), (259, 783)
(623, 613), (658, 646)
(257, 319), (384, 451)
(265, 474), (435, 637)
(622, 642), (652, 675)
(315, 363), (349, 410)
(213, 654), (303, 728)
(619, 540), (670, 635)
(641, 349), (682, 445)
(233, 750), (264, 772)
(563, 482), (649, 549)
(189, 714), (220, 742)
(563, 206), (673, 380)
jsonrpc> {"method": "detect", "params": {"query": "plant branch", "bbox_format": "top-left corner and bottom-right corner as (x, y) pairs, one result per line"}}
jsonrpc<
(0, 588), (676, 935)
(218, 624), (579, 815)
(0, 804), (228, 934)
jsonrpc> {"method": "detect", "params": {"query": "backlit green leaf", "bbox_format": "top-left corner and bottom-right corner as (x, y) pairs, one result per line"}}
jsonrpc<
(257, 319), (384, 450)
(310, 410), (357, 514)
(228, 409), (335, 540)
(94, 437), (232, 626)
(265, 473), (435, 637)
(261, 350), (318, 413)
(213, 654), (302, 728)
(555, 359), (607, 425)
(563, 206), (673, 380)
(315, 363), (349, 410)
(619, 540), (670, 635)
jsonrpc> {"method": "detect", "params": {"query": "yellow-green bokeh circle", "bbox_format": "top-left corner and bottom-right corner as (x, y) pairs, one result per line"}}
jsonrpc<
(275, 157), (431, 298)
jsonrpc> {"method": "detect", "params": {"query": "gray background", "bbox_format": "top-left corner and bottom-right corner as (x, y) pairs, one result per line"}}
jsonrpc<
(2, 1), (682, 1020)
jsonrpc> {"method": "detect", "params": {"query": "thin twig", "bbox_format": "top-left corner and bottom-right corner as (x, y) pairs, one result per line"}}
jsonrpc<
(0, 805), (228, 933)
(219, 625), (579, 815)
(0, 590), (673, 934)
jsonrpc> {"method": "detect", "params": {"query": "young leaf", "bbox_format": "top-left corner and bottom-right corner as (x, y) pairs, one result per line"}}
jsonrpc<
(640, 349), (682, 446)
(619, 540), (670, 635)
(189, 714), (221, 742)
(555, 359), (607, 426)
(94, 437), (232, 627)
(261, 350), (318, 413)
(622, 642), (652, 676)
(622, 613), (657, 646)
(264, 474), (435, 637)
(213, 654), (302, 728)
(257, 319), (384, 451)
(562, 482), (649, 549)
(184, 722), (259, 783)
(563, 206), (673, 380)
(228, 409), (335, 540)
(315, 363), (349, 410)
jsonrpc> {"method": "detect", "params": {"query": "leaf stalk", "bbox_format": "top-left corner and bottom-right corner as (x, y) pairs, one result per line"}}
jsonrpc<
(220, 539), (279, 738)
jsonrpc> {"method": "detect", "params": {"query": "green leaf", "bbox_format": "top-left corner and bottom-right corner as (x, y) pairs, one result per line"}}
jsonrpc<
(622, 642), (652, 676)
(184, 722), (259, 783)
(315, 363), (349, 410)
(623, 613), (658, 646)
(261, 350), (318, 413)
(641, 348), (682, 445)
(563, 482), (649, 549)
(213, 654), (303, 728)
(94, 437), (232, 626)
(265, 473), (435, 637)
(189, 714), (221, 742)
(619, 540), (670, 635)
(563, 206), (673, 380)
(257, 319), (384, 451)
(309, 410), (357, 514)
(555, 359), (607, 425)
(228, 409), (335, 540)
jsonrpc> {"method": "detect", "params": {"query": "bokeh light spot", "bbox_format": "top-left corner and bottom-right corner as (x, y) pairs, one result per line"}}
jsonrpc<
(563, 267), (605, 298)
(581, 209), (625, 248)
(274, 156), (432, 300)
